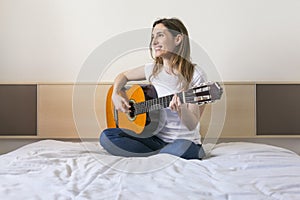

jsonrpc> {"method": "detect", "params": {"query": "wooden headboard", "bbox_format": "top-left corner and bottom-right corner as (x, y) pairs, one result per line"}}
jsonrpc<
(37, 82), (257, 139)
(2, 82), (300, 155)
(1, 82), (300, 140)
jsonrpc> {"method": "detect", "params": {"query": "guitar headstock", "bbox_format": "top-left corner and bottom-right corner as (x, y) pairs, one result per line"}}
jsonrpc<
(184, 81), (223, 105)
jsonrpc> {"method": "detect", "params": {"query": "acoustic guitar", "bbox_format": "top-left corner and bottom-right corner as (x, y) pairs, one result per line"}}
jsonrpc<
(106, 82), (223, 136)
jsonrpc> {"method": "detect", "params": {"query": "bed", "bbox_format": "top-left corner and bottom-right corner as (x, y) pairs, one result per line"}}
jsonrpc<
(0, 140), (300, 200)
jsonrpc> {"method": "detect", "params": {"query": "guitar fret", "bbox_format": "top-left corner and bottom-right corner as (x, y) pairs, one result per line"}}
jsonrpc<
(152, 99), (154, 111)
(150, 99), (153, 112)
(158, 98), (162, 109)
(144, 101), (147, 112)
(165, 96), (169, 108)
(147, 100), (150, 112)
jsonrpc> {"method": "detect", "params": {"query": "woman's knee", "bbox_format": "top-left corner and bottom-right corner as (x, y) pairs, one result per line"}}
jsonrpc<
(99, 128), (118, 147)
(99, 130), (107, 148)
(159, 139), (202, 159)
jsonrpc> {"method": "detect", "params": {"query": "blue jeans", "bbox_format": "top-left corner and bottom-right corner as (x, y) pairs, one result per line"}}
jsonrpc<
(99, 128), (205, 160)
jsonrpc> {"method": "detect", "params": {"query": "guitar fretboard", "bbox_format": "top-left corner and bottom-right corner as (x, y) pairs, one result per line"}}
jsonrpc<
(133, 93), (184, 115)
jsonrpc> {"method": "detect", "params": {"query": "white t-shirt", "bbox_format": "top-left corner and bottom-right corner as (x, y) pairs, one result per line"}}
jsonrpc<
(144, 63), (207, 144)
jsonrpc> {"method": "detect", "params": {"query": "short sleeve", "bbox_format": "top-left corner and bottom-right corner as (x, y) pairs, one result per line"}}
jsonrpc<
(190, 65), (207, 88)
(144, 63), (155, 82)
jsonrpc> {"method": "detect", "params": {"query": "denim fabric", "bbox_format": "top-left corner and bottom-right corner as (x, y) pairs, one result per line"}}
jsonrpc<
(100, 128), (205, 160)
(159, 139), (206, 159)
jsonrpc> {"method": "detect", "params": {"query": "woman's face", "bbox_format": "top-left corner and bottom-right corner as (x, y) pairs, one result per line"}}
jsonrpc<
(151, 23), (178, 58)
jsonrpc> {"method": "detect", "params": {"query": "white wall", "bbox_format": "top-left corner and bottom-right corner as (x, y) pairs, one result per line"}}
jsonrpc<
(1, 0), (300, 82)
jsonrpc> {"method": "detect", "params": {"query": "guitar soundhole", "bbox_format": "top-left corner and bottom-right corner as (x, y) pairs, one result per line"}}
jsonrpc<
(128, 100), (136, 120)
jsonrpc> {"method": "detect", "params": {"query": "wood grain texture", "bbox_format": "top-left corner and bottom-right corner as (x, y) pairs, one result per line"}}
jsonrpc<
(200, 84), (256, 138)
(38, 84), (111, 139)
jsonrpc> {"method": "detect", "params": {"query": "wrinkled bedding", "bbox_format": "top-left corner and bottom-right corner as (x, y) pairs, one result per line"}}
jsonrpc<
(0, 140), (300, 200)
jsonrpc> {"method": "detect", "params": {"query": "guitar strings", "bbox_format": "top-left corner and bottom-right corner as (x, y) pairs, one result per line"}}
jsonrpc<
(132, 92), (203, 115)
(131, 85), (214, 115)
(130, 84), (219, 115)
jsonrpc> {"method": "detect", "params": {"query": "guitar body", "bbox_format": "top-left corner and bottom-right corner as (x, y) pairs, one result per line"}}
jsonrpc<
(106, 84), (161, 137)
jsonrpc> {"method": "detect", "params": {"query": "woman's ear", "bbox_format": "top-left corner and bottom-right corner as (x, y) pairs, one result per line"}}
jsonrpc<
(175, 34), (183, 46)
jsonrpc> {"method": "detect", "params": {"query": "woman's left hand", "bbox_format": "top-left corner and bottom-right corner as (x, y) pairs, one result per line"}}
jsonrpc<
(169, 94), (182, 112)
(169, 93), (203, 130)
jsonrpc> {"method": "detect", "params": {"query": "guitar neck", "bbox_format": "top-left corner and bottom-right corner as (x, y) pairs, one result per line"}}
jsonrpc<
(131, 81), (222, 115)
(134, 93), (184, 115)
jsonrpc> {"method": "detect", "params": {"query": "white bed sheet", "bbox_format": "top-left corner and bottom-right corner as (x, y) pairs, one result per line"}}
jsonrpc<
(0, 140), (300, 200)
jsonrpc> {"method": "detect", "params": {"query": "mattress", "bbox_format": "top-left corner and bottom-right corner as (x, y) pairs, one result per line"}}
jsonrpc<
(0, 140), (300, 200)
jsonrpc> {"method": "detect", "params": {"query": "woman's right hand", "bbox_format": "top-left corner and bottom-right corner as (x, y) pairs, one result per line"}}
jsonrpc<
(111, 65), (145, 113)
(112, 91), (131, 113)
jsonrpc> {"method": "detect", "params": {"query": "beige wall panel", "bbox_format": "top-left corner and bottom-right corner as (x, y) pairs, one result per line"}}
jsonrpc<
(38, 84), (112, 139)
(38, 85), (78, 138)
(201, 84), (256, 138)
(95, 84), (112, 134)
(222, 84), (256, 137)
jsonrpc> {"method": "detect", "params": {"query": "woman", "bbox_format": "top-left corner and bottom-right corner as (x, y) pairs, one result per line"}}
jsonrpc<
(100, 18), (207, 159)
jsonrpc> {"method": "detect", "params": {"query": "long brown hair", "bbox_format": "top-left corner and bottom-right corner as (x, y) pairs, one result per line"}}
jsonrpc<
(149, 18), (194, 90)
